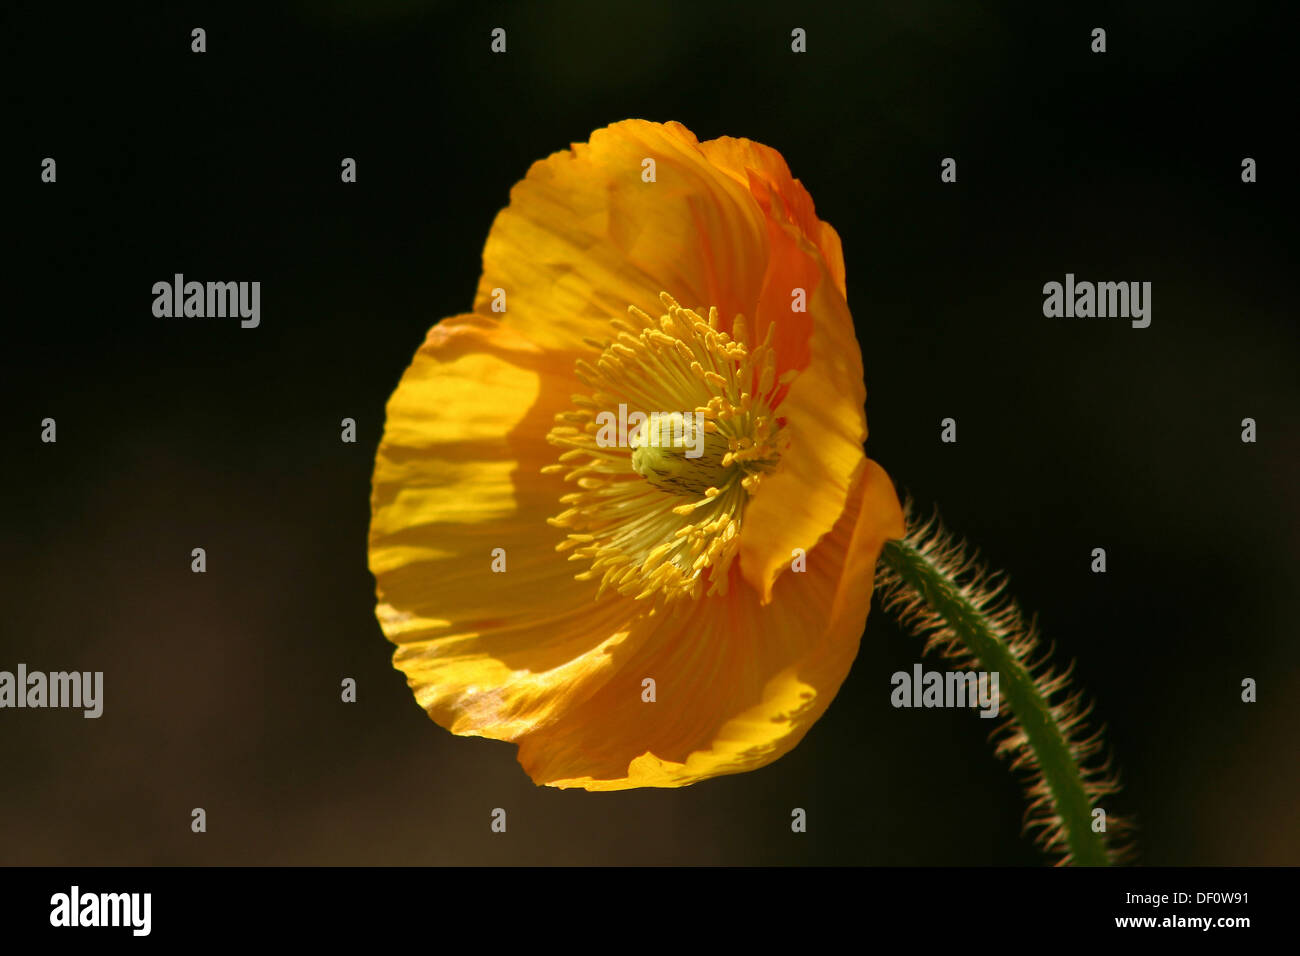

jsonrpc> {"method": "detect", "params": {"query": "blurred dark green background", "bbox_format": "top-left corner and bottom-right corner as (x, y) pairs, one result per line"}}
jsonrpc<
(4, 1), (1296, 865)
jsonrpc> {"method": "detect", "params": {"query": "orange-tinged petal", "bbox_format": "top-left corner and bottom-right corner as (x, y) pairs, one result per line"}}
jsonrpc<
(370, 315), (645, 740)
(696, 137), (849, 384)
(474, 120), (771, 352)
(515, 459), (904, 789)
(738, 233), (871, 604)
(697, 135), (847, 298)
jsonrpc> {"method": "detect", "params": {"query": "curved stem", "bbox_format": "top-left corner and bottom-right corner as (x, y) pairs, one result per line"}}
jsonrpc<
(877, 520), (1123, 866)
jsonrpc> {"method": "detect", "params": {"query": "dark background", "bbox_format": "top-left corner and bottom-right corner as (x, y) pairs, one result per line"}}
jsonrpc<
(3, 1), (1296, 865)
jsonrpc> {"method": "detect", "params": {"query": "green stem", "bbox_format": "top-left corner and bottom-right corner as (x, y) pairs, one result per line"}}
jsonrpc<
(879, 533), (1114, 866)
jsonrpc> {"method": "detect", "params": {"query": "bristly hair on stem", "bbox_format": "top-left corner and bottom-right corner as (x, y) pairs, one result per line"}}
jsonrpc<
(874, 498), (1136, 866)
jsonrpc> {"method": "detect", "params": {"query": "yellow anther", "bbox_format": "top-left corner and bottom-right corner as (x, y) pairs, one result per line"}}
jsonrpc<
(544, 292), (785, 604)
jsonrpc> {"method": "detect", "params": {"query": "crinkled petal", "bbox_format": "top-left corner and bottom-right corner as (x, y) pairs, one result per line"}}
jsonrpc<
(515, 459), (904, 789)
(369, 315), (645, 740)
(474, 119), (771, 351)
(738, 229), (871, 603)
(697, 134), (847, 297)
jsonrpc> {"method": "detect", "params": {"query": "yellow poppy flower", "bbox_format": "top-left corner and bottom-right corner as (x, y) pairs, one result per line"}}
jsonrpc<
(368, 119), (904, 790)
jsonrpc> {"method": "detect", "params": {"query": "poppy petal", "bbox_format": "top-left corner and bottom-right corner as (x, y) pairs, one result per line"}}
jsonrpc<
(474, 120), (770, 352)
(738, 236), (870, 604)
(370, 315), (645, 740)
(514, 459), (904, 789)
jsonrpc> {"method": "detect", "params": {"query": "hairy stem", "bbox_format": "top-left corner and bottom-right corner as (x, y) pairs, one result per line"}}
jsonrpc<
(875, 507), (1130, 865)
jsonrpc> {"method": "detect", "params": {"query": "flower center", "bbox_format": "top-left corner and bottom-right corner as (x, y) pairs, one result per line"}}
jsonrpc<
(543, 292), (796, 602)
(629, 411), (732, 497)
